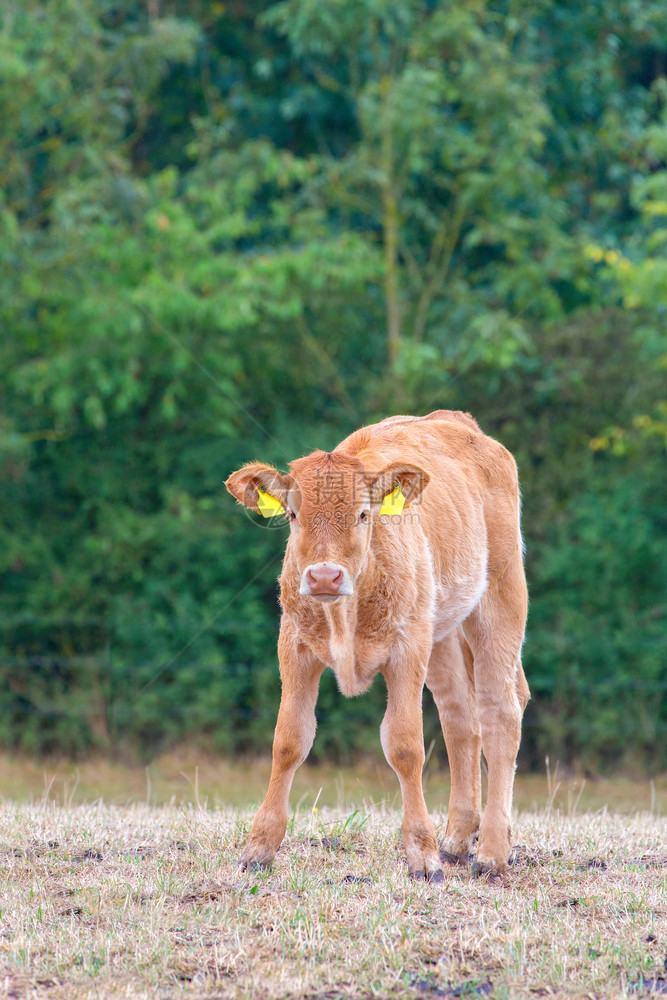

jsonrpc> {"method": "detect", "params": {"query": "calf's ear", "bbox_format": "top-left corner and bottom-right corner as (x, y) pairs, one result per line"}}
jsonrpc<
(367, 462), (430, 507)
(225, 463), (292, 512)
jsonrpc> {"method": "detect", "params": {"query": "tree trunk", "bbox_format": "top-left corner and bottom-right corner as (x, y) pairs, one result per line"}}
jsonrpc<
(381, 88), (401, 373)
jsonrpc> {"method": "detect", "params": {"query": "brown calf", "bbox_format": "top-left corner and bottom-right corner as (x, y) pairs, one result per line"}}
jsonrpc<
(225, 410), (529, 880)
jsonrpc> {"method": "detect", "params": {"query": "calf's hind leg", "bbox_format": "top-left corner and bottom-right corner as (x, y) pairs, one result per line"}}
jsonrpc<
(426, 630), (481, 864)
(464, 559), (529, 874)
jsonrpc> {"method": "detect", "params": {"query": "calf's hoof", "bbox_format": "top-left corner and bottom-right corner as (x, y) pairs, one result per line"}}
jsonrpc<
(439, 827), (478, 866)
(471, 858), (504, 879)
(240, 858), (271, 872)
(440, 846), (470, 866)
(409, 867), (445, 884)
(239, 840), (276, 871)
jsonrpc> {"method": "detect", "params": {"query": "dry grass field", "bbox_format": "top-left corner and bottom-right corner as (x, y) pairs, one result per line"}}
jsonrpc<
(0, 752), (665, 815)
(0, 779), (665, 1000)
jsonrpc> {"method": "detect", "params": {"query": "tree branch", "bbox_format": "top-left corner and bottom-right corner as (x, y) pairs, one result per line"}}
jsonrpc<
(412, 198), (466, 343)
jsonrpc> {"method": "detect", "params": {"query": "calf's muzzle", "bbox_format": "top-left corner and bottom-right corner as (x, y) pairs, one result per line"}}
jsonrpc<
(300, 562), (352, 599)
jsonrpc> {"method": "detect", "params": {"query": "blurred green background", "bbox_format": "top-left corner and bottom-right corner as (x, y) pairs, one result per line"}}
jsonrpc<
(1, 0), (665, 774)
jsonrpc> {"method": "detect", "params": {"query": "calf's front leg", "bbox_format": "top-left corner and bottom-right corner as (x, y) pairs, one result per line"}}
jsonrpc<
(381, 665), (444, 883)
(241, 641), (323, 870)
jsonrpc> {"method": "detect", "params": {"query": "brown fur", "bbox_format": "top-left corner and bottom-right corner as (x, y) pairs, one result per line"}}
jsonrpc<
(225, 410), (529, 877)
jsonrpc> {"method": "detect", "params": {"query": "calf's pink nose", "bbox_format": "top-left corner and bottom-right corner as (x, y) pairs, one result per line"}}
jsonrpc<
(307, 565), (343, 596)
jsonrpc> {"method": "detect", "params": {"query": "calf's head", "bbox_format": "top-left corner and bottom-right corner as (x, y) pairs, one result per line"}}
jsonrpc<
(225, 450), (429, 601)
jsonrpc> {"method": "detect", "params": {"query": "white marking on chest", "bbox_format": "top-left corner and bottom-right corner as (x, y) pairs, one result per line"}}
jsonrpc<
(432, 551), (488, 642)
(326, 607), (387, 697)
(325, 607), (359, 696)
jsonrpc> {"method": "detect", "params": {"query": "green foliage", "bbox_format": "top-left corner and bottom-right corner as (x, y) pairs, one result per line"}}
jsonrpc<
(265, 0), (569, 375)
(0, 0), (665, 770)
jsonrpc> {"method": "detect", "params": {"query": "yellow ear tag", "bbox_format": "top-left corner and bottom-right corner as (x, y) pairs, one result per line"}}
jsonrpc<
(380, 484), (405, 516)
(256, 487), (286, 518)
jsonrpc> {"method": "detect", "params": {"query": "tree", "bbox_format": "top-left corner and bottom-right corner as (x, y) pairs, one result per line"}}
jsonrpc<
(264, 0), (576, 385)
(1, 0), (666, 769)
